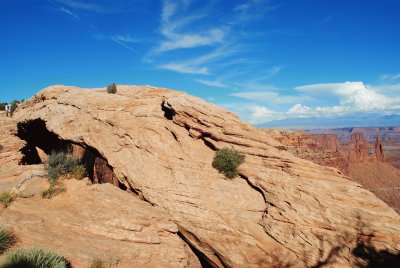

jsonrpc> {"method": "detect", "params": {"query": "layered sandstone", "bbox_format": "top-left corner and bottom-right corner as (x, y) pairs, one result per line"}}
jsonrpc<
(1, 85), (399, 267)
(308, 127), (400, 168)
(270, 129), (400, 214)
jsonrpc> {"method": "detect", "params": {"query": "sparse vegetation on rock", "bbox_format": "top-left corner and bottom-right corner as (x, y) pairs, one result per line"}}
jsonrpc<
(72, 164), (86, 180)
(1, 248), (69, 268)
(0, 192), (14, 208)
(106, 83), (117, 94)
(88, 259), (105, 268)
(41, 183), (66, 199)
(0, 225), (16, 254)
(212, 148), (245, 179)
(46, 151), (84, 181)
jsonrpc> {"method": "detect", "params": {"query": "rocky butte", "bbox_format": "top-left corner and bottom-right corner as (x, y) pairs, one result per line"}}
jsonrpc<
(1, 85), (400, 267)
(267, 129), (400, 214)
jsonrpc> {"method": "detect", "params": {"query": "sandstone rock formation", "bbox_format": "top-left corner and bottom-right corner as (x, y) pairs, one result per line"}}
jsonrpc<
(347, 132), (372, 161)
(270, 129), (400, 214)
(1, 85), (400, 267)
(0, 115), (47, 197)
(0, 179), (200, 267)
(375, 137), (385, 161)
(308, 127), (400, 169)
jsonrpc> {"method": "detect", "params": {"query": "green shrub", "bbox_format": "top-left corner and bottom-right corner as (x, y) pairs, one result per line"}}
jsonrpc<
(72, 164), (86, 180)
(88, 259), (105, 268)
(1, 248), (69, 268)
(41, 184), (66, 199)
(106, 83), (117, 94)
(46, 151), (79, 180)
(0, 226), (16, 254)
(212, 148), (245, 179)
(0, 192), (14, 208)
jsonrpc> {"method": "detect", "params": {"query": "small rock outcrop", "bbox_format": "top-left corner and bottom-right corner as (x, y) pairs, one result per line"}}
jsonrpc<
(347, 132), (372, 161)
(2, 85), (400, 267)
(375, 136), (385, 161)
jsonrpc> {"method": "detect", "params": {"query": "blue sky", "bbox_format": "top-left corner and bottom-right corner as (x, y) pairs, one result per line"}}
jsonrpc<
(1, 0), (400, 125)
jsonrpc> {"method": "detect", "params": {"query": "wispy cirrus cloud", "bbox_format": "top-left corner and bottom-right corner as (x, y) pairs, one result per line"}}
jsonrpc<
(159, 63), (209, 75)
(380, 73), (400, 81)
(231, 91), (311, 105)
(195, 79), (227, 88)
(59, 7), (79, 19)
(52, 0), (107, 13)
(158, 28), (226, 52)
(150, 0), (279, 77)
(233, 0), (279, 23)
(158, 45), (237, 75)
(155, 0), (226, 53)
(94, 33), (138, 53)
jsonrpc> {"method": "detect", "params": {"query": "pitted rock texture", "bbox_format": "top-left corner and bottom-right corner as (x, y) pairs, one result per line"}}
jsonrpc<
(11, 85), (400, 267)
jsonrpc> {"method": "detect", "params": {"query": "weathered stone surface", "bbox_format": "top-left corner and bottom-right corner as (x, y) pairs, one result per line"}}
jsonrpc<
(0, 180), (200, 267)
(10, 85), (400, 267)
(0, 116), (46, 196)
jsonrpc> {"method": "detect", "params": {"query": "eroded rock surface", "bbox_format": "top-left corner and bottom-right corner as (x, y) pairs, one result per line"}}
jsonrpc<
(0, 115), (46, 196)
(268, 129), (400, 214)
(0, 180), (200, 267)
(7, 85), (400, 267)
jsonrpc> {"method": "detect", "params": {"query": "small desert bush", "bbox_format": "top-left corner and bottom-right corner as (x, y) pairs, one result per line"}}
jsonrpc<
(41, 184), (66, 199)
(212, 148), (245, 179)
(46, 151), (80, 180)
(0, 191), (14, 208)
(88, 259), (105, 268)
(1, 248), (69, 268)
(72, 164), (86, 180)
(106, 83), (117, 94)
(0, 225), (16, 254)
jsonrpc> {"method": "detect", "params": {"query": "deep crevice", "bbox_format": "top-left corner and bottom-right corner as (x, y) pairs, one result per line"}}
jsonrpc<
(238, 173), (267, 203)
(161, 101), (176, 120)
(177, 231), (220, 268)
(201, 137), (217, 151)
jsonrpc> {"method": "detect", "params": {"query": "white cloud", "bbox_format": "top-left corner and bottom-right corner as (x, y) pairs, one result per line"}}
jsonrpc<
(109, 36), (136, 52)
(54, 0), (107, 13)
(380, 73), (400, 80)
(159, 63), (209, 75)
(158, 46), (235, 75)
(196, 79), (227, 88)
(231, 91), (311, 105)
(112, 34), (140, 43)
(60, 7), (79, 19)
(224, 81), (400, 124)
(288, 104), (311, 115)
(233, 0), (279, 22)
(156, 0), (226, 52)
(248, 105), (277, 124)
(158, 28), (225, 52)
(296, 81), (397, 111)
(93, 33), (139, 53)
